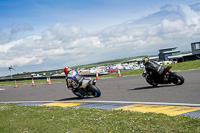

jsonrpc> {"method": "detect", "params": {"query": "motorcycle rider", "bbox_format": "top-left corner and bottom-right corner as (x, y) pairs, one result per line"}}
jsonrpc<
(142, 57), (165, 82)
(64, 67), (84, 97)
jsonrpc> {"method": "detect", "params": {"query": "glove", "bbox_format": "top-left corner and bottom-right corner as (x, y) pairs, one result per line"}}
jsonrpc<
(142, 73), (146, 77)
(142, 73), (149, 78)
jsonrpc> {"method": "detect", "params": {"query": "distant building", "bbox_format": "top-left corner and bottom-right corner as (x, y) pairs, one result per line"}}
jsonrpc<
(191, 42), (200, 55)
(168, 53), (192, 62)
(158, 47), (180, 61)
(127, 42), (200, 64)
(167, 42), (200, 62)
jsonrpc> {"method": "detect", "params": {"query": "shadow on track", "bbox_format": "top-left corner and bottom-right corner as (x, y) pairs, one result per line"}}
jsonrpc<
(56, 96), (96, 101)
(128, 84), (176, 91)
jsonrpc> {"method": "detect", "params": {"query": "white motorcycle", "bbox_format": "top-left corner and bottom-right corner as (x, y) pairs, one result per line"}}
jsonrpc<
(67, 70), (101, 98)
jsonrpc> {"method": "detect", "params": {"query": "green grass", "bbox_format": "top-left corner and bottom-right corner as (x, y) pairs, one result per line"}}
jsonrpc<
(0, 104), (199, 133)
(101, 69), (143, 78)
(170, 59), (200, 71)
(0, 78), (65, 86)
(1, 60), (200, 132)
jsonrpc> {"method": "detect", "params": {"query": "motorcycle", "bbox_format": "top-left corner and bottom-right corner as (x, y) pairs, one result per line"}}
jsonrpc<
(67, 70), (101, 98)
(142, 66), (184, 87)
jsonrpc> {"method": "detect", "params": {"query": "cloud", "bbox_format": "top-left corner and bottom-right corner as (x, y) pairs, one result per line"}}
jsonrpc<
(0, 3), (200, 76)
(0, 57), (43, 68)
(0, 23), (106, 69)
(11, 23), (33, 34)
(113, 3), (200, 47)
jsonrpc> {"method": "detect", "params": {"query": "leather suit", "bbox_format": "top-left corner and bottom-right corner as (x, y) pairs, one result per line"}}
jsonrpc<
(66, 70), (84, 90)
(143, 60), (165, 80)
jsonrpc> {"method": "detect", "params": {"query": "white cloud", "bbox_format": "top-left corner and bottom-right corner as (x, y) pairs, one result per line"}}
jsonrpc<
(161, 19), (184, 33)
(178, 4), (199, 26)
(0, 40), (20, 53)
(13, 56), (43, 66)
(72, 37), (104, 48)
(0, 3), (200, 76)
(0, 57), (43, 68)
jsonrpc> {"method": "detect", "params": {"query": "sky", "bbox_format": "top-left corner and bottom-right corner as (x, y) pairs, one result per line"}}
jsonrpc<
(0, 0), (200, 76)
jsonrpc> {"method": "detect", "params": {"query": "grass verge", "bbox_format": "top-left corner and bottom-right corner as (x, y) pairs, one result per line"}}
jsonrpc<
(170, 59), (200, 71)
(0, 104), (199, 133)
(0, 78), (65, 86)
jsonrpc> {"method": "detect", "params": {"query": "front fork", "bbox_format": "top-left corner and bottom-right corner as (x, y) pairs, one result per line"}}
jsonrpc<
(90, 79), (96, 86)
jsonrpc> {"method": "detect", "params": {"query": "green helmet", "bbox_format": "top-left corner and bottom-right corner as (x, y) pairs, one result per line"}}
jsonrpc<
(142, 57), (149, 65)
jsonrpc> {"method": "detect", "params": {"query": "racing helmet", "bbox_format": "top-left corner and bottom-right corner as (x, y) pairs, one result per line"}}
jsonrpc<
(64, 67), (71, 75)
(142, 57), (149, 65)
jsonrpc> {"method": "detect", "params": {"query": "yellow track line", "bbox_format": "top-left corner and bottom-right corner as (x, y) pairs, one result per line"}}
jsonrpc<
(40, 102), (200, 116)
(114, 104), (200, 116)
(42, 102), (85, 107)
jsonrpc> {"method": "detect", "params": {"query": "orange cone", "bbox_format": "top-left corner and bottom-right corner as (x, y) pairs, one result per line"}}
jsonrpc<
(118, 68), (121, 77)
(96, 71), (99, 80)
(32, 78), (36, 86)
(14, 80), (17, 88)
(47, 77), (52, 85)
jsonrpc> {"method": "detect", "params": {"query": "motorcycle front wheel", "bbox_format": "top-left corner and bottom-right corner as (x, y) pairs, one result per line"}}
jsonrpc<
(88, 85), (101, 97)
(170, 72), (184, 85)
(72, 90), (84, 98)
(146, 78), (158, 87)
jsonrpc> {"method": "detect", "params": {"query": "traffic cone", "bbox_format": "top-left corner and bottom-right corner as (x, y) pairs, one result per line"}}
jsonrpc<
(32, 78), (36, 86)
(49, 77), (52, 84)
(96, 71), (99, 80)
(14, 80), (17, 88)
(118, 68), (121, 77)
(47, 77), (52, 85)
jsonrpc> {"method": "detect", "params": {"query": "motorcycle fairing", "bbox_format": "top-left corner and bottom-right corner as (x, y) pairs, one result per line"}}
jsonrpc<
(163, 66), (172, 75)
(67, 70), (83, 83)
(79, 79), (90, 89)
(67, 70), (78, 80)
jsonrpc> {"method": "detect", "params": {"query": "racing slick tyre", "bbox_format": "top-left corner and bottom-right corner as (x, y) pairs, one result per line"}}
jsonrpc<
(170, 72), (184, 85)
(146, 78), (158, 87)
(88, 85), (101, 97)
(72, 90), (84, 98)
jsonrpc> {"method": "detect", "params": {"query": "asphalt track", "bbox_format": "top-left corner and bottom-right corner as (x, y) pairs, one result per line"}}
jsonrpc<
(0, 69), (200, 118)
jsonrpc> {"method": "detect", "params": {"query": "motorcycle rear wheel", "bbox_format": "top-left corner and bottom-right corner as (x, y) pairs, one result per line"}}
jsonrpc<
(170, 72), (184, 85)
(88, 85), (101, 97)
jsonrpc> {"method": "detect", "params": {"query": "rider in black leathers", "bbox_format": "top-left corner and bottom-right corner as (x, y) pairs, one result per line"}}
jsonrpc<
(142, 57), (165, 82)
